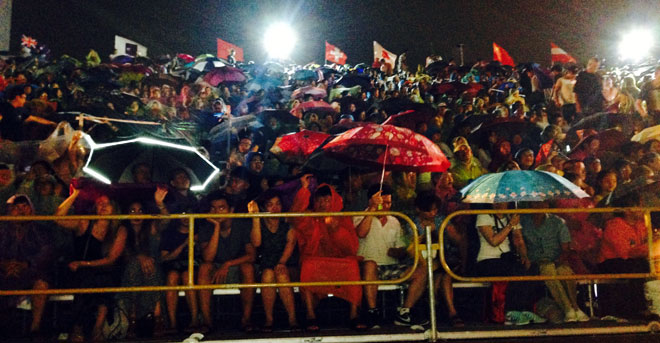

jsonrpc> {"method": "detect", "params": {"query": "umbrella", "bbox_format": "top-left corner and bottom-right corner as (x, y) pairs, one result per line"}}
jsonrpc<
(194, 54), (216, 63)
(83, 136), (219, 191)
(460, 170), (589, 203)
(257, 109), (301, 126)
(246, 75), (283, 91)
(291, 86), (327, 100)
(269, 130), (330, 165)
(111, 55), (135, 64)
(425, 60), (449, 75)
(177, 53), (195, 64)
(202, 66), (247, 86)
(568, 112), (631, 135)
(143, 74), (181, 88)
(631, 124), (660, 144)
(382, 105), (437, 131)
(321, 124), (450, 173)
(190, 58), (225, 72)
(328, 85), (361, 101)
(430, 81), (482, 97)
(570, 129), (628, 155)
(335, 74), (372, 89)
(468, 117), (541, 144)
(290, 100), (335, 117)
(293, 69), (317, 81)
(378, 97), (416, 116)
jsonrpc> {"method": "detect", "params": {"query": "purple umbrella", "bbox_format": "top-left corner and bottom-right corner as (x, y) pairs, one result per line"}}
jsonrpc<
(202, 66), (247, 86)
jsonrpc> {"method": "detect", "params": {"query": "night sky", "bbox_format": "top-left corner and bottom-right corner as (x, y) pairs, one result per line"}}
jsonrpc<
(9, 0), (660, 67)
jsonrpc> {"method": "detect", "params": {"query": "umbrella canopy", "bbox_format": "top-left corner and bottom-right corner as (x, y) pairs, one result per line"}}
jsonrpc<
(190, 58), (226, 72)
(143, 74), (181, 88)
(468, 117), (541, 144)
(631, 124), (660, 144)
(202, 66), (247, 86)
(83, 136), (219, 191)
(382, 105), (438, 131)
(269, 130), (330, 165)
(568, 112), (632, 136)
(291, 86), (327, 100)
(257, 109), (300, 126)
(322, 124), (450, 173)
(293, 69), (317, 81)
(460, 170), (589, 203)
(378, 97), (416, 116)
(111, 55), (135, 64)
(290, 100), (335, 118)
(335, 74), (372, 89)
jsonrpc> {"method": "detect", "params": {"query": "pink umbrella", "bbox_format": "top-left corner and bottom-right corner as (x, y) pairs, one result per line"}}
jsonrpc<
(290, 100), (335, 118)
(291, 86), (327, 100)
(202, 66), (247, 86)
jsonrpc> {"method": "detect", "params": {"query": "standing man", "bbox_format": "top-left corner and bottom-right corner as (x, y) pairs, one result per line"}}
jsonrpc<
(573, 58), (603, 115)
(636, 66), (660, 125)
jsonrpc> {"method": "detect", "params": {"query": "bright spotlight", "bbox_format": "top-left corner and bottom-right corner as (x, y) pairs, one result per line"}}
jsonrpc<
(264, 22), (297, 60)
(618, 28), (654, 61)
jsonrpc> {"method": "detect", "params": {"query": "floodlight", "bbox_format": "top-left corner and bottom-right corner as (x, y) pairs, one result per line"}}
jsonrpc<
(263, 22), (297, 60)
(618, 28), (654, 61)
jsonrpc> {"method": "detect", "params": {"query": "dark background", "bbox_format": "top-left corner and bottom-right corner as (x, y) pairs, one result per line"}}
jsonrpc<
(8, 0), (660, 67)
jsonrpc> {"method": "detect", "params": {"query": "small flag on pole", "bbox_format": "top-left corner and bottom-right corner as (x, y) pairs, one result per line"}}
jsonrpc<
(493, 42), (514, 66)
(217, 38), (244, 62)
(551, 42), (576, 64)
(325, 41), (347, 65)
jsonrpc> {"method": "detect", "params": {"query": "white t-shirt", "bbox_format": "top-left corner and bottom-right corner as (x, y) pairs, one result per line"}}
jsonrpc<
(354, 215), (407, 266)
(475, 214), (521, 262)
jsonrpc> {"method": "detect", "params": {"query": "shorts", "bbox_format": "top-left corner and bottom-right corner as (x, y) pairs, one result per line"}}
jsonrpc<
(211, 263), (241, 284)
(377, 263), (410, 281)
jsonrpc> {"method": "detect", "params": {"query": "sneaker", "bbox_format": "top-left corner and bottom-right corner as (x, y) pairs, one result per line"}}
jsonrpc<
(522, 311), (547, 324)
(505, 311), (530, 326)
(575, 309), (590, 322)
(564, 309), (578, 323)
(366, 308), (382, 328)
(394, 307), (412, 326)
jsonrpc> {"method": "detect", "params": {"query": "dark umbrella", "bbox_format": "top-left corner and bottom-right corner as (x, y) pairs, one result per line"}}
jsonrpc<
(568, 112), (633, 137)
(143, 74), (181, 88)
(381, 105), (438, 131)
(468, 117), (541, 145)
(293, 69), (317, 81)
(425, 60), (449, 75)
(202, 66), (247, 86)
(257, 109), (300, 126)
(336, 74), (372, 89)
(378, 97), (416, 116)
(111, 55), (135, 64)
(83, 136), (219, 191)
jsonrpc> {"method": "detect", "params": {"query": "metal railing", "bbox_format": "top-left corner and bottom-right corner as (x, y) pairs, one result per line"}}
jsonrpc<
(3, 206), (660, 342)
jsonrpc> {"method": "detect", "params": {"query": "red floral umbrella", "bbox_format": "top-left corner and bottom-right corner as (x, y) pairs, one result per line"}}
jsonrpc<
(322, 124), (450, 173)
(269, 130), (331, 165)
(202, 66), (247, 86)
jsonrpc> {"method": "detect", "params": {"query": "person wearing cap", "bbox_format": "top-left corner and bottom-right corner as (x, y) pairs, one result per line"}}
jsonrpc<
(0, 194), (54, 335)
(449, 137), (487, 189)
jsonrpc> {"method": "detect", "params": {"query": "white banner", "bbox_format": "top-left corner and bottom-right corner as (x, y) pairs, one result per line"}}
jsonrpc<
(114, 35), (148, 57)
(0, 0), (11, 51)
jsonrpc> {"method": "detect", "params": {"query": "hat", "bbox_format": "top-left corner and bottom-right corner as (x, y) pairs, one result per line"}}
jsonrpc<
(6, 194), (33, 211)
(437, 102), (447, 107)
(451, 136), (470, 152)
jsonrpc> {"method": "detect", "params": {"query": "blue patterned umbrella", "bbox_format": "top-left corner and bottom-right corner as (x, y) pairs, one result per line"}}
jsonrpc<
(460, 170), (589, 203)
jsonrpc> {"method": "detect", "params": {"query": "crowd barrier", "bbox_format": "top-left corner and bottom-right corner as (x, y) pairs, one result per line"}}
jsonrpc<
(2, 207), (660, 342)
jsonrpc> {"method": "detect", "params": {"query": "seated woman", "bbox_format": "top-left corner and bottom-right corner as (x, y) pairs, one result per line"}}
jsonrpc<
(55, 189), (127, 343)
(598, 193), (657, 320)
(474, 202), (543, 325)
(248, 191), (299, 331)
(160, 208), (202, 333)
(118, 188), (168, 337)
(290, 174), (364, 331)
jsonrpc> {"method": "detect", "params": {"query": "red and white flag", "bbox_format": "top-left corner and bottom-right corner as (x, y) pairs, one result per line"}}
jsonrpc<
(493, 42), (514, 66)
(21, 34), (37, 49)
(551, 42), (576, 64)
(325, 41), (347, 65)
(217, 37), (244, 62)
(373, 41), (397, 70)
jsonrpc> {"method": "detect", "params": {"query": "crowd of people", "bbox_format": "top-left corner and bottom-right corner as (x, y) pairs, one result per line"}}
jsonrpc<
(2, 46), (660, 341)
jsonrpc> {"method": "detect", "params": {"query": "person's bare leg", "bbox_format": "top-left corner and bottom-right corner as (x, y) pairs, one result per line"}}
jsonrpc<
(197, 263), (214, 327)
(239, 263), (255, 325)
(261, 269), (276, 326)
(440, 273), (458, 317)
(303, 290), (317, 320)
(362, 261), (379, 309)
(30, 279), (48, 332)
(92, 304), (108, 341)
(183, 271), (199, 327)
(403, 262), (428, 309)
(165, 271), (180, 329)
(276, 267), (297, 326)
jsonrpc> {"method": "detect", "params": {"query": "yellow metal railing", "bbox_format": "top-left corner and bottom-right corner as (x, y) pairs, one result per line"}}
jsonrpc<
(438, 207), (660, 282)
(0, 210), (420, 296)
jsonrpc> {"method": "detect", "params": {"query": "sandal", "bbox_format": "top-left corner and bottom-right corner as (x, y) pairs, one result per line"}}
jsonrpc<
(350, 317), (368, 331)
(287, 323), (302, 332)
(449, 315), (465, 328)
(305, 318), (320, 332)
(261, 324), (273, 333)
(240, 322), (256, 333)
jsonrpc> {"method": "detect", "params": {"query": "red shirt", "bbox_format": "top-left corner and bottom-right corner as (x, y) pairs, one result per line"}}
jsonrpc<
(599, 217), (648, 262)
